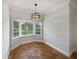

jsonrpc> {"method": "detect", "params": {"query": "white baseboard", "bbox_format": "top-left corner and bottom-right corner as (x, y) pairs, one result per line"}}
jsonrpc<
(43, 41), (70, 57)
(11, 40), (43, 50)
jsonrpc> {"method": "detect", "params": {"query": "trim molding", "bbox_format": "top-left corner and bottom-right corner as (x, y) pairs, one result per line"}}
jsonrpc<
(43, 41), (70, 57)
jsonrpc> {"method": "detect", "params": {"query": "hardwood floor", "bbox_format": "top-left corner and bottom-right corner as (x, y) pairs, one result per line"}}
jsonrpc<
(70, 52), (77, 59)
(9, 42), (77, 59)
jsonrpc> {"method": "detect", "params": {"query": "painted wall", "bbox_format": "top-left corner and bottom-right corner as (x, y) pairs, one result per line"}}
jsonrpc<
(69, 0), (77, 52)
(10, 7), (31, 20)
(10, 35), (43, 49)
(43, 0), (77, 56)
(10, 7), (43, 22)
(2, 2), (10, 59)
(43, 4), (70, 55)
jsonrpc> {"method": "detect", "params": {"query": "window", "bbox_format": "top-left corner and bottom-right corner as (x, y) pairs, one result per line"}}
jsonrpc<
(21, 22), (33, 35)
(35, 24), (41, 34)
(12, 20), (42, 39)
(13, 21), (19, 37)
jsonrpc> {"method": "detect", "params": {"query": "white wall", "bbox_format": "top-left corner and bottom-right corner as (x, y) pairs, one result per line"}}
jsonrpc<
(10, 7), (43, 22)
(43, 0), (77, 56)
(10, 7), (31, 20)
(2, 2), (10, 59)
(43, 4), (70, 56)
(69, 0), (77, 53)
(11, 35), (43, 49)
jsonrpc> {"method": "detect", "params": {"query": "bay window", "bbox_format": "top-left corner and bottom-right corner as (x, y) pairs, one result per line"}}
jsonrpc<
(12, 20), (42, 39)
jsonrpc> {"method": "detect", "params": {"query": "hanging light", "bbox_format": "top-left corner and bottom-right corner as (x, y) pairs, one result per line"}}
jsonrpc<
(31, 3), (40, 20)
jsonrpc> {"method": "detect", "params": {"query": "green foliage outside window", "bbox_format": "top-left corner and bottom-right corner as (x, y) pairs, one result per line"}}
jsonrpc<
(21, 22), (33, 35)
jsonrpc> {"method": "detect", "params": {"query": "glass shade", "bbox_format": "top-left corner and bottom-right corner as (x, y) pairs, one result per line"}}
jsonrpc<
(31, 12), (40, 20)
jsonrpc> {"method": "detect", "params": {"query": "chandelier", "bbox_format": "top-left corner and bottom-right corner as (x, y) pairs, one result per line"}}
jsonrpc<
(31, 3), (40, 20)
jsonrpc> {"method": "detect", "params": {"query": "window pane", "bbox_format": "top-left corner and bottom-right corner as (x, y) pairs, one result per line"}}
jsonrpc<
(35, 24), (41, 35)
(35, 29), (41, 32)
(13, 21), (19, 37)
(35, 32), (41, 34)
(35, 24), (40, 29)
(21, 22), (33, 35)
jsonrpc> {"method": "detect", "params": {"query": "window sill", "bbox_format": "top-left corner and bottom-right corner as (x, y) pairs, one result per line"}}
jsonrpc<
(12, 34), (35, 40)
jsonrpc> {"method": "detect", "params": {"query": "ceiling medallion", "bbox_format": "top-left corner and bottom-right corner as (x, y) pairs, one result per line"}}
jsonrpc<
(31, 3), (40, 20)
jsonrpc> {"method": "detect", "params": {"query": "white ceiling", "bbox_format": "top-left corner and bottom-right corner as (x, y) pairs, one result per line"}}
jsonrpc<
(5, 0), (69, 15)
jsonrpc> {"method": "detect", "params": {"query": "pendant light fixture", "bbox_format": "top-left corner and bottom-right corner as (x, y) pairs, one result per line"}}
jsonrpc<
(31, 2), (40, 20)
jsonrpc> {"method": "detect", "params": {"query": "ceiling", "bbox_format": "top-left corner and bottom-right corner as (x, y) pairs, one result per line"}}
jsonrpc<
(5, 0), (70, 16)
